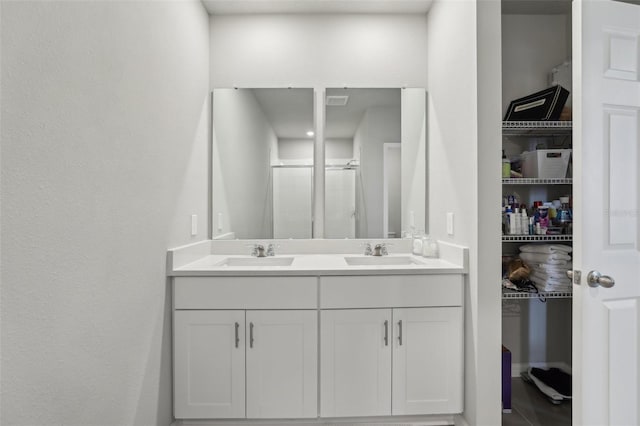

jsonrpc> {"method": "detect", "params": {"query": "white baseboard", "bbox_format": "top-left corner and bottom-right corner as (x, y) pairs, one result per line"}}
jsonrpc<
(511, 361), (572, 377)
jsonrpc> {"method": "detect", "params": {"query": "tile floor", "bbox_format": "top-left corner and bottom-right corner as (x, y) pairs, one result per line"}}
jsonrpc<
(502, 377), (571, 426)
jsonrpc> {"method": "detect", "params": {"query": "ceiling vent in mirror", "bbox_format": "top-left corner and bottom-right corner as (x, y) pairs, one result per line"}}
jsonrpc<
(326, 95), (349, 106)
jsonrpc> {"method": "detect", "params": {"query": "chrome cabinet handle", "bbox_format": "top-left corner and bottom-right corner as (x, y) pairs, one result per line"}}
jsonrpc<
(398, 320), (403, 346)
(249, 322), (254, 348)
(587, 270), (615, 288)
(384, 320), (389, 346)
(234, 322), (240, 348)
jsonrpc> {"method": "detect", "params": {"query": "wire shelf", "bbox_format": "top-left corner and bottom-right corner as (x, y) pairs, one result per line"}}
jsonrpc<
(502, 289), (573, 299)
(502, 178), (572, 185)
(502, 121), (573, 136)
(502, 235), (572, 242)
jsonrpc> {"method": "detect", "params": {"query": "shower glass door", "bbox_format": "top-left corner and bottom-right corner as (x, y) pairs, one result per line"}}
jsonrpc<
(324, 168), (356, 239)
(272, 166), (313, 238)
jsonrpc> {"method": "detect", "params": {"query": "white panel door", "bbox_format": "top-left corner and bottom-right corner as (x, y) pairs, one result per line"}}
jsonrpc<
(273, 167), (313, 238)
(392, 307), (463, 415)
(574, 1), (640, 425)
(325, 168), (356, 238)
(174, 310), (245, 419)
(246, 310), (317, 419)
(320, 309), (392, 417)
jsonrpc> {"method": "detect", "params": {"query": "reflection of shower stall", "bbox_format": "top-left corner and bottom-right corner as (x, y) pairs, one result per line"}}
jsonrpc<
(271, 163), (367, 239)
(272, 166), (313, 239)
(325, 165), (358, 238)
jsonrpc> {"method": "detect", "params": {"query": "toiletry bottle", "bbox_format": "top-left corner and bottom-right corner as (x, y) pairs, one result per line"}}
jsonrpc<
(422, 235), (438, 258)
(520, 206), (529, 235)
(507, 209), (516, 235)
(501, 206), (507, 234)
(502, 150), (511, 178)
(558, 196), (572, 234)
(421, 234), (430, 257)
(514, 208), (521, 234)
(412, 230), (424, 255)
(538, 206), (549, 234)
(532, 201), (542, 226)
(504, 206), (513, 235)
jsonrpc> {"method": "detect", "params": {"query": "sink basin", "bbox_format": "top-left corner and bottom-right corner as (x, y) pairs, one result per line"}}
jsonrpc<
(344, 256), (423, 266)
(218, 257), (295, 267)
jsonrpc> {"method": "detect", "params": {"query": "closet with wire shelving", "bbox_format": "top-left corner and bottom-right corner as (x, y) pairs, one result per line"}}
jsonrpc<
(501, 1), (573, 422)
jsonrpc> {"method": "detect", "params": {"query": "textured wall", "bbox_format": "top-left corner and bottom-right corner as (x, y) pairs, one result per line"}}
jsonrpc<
(427, 1), (502, 425)
(0, 1), (210, 425)
(212, 89), (275, 239)
(210, 13), (428, 88)
(502, 14), (571, 114)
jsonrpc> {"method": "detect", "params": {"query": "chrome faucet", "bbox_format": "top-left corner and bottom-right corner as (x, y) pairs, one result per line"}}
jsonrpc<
(266, 243), (275, 257)
(251, 243), (275, 257)
(364, 243), (373, 256)
(364, 242), (388, 256)
(373, 243), (388, 257)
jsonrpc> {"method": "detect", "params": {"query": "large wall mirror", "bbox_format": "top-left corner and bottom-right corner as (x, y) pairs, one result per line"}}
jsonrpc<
(325, 88), (426, 239)
(212, 88), (315, 239)
(212, 87), (426, 240)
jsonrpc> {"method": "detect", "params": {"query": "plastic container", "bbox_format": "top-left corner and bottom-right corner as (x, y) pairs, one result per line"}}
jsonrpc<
(422, 236), (439, 258)
(521, 149), (572, 178)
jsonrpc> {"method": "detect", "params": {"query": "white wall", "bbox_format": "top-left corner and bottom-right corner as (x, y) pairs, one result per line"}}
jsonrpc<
(502, 14), (571, 115)
(401, 89), (427, 235)
(0, 1), (210, 425)
(355, 105), (401, 238)
(275, 139), (353, 164)
(427, 1), (502, 425)
(277, 138), (314, 163)
(326, 138), (354, 163)
(386, 145), (402, 237)
(210, 14), (428, 88)
(212, 89), (275, 238)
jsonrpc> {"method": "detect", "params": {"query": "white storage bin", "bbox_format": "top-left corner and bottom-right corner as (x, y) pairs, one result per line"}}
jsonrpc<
(521, 149), (572, 178)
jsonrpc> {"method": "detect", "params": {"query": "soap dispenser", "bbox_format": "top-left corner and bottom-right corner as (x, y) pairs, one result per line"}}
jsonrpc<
(412, 230), (424, 255)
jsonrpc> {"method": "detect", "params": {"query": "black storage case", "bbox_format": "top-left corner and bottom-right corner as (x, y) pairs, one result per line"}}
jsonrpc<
(503, 85), (569, 121)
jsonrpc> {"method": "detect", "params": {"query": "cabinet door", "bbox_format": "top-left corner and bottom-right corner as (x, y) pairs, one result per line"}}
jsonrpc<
(174, 310), (245, 419)
(392, 307), (463, 415)
(246, 310), (317, 418)
(320, 309), (392, 417)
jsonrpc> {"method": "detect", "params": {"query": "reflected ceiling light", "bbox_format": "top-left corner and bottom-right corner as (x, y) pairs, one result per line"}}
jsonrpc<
(306, 130), (315, 137)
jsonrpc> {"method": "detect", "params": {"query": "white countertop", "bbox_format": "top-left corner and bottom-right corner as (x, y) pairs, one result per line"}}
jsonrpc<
(170, 253), (466, 276)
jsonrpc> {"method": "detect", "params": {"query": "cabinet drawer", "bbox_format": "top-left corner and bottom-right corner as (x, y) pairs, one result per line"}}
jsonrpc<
(174, 277), (317, 309)
(320, 275), (463, 309)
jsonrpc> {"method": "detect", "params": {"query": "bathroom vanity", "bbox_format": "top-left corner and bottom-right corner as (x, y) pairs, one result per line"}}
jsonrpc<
(168, 239), (468, 425)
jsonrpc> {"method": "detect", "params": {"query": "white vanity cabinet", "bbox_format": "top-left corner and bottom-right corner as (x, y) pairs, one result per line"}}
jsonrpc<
(170, 260), (467, 423)
(320, 308), (392, 417)
(173, 277), (318, 420)
(174, 310), (246, 419)
(245, 310), (317, 419)
(392, 307), (463, 415)
(319, 275), (464, 418)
